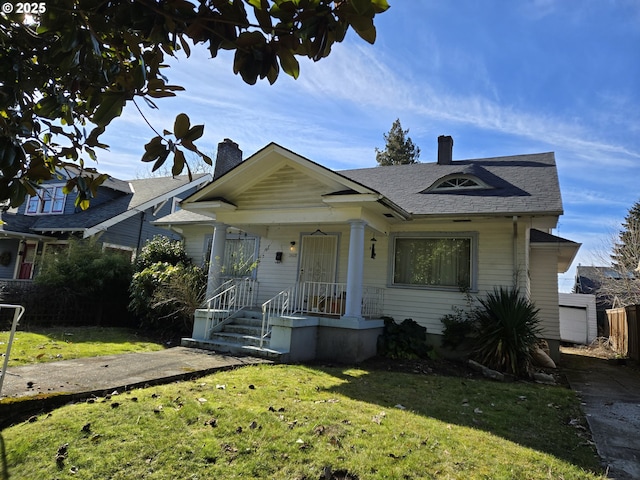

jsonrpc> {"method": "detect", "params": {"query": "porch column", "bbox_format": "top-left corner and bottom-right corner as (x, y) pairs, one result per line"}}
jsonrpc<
(206, 222), (228, 300)
(343, 219), (366, 320)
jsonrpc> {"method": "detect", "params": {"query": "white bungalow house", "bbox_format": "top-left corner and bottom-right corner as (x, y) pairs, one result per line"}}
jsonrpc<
(156, 137), (580, 364)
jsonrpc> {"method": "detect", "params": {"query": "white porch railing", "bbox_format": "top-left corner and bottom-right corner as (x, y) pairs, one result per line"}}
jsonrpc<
(259, 281), (384, 347)
(203, 278), (257, 337)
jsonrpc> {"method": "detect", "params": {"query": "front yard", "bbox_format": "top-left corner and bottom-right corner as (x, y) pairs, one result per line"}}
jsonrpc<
(1, 358), (606, 479)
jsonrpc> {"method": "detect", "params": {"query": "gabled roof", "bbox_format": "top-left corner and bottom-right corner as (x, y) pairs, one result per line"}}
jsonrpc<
(0, 173), (211, 238)
(186, 142), (382, 204)
(340, 152), (563, 217)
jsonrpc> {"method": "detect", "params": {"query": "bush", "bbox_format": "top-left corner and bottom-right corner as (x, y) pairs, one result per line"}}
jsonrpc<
(472, 287), (541, 377)
(134, 235), (190, 271)
(377, 316), (433, 359)
(128, 237), (205, 336)
(440, 306), (478, 350)
(4, 237), (134, 327)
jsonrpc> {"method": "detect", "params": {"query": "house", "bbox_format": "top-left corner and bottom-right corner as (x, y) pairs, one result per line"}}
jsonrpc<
(158, 137), (580, 363)
(0, 170), (211, 280)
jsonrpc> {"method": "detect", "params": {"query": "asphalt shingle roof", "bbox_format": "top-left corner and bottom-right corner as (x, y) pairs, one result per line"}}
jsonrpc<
(339, 152), (563, 216)
(0, 174), (209, 234)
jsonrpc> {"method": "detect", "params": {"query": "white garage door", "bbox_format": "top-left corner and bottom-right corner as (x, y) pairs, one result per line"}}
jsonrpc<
(559, 306), (588, 344)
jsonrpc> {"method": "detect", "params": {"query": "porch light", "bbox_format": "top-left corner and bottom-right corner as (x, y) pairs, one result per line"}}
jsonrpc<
(290, 241), (296, 252)
(370, 236), (377, 259)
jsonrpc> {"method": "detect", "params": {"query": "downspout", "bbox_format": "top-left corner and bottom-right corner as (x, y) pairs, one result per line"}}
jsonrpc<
(136, 210), (146, 251)
(512, 216), (518, 289)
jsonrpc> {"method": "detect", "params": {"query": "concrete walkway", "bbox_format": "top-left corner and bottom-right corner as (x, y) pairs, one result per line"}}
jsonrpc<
(0, 347), (271, 427)
(562, 352), (640, 480)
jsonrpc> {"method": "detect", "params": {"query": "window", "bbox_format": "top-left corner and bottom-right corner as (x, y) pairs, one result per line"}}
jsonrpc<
(103, 243), (136, 262)
(205, 234), (258, 278)
(26, 186), (66, 214)
(392, 234), (475, 289)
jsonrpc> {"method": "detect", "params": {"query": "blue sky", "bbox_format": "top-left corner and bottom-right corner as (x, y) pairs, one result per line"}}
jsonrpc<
(97, 1), (640, 292)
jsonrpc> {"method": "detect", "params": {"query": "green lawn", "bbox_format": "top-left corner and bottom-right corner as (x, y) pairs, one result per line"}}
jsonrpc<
(0, 327), (164, 367)
(1, 364), (606, 480)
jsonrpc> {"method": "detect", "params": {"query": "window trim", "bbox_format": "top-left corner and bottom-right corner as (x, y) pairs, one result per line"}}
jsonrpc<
(102, 243), (136, 262)
(26, 184), (67, 215)
(388, 232), (478, 291)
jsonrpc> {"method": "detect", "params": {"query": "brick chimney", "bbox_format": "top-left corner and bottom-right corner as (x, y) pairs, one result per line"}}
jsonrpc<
(213, 138), (243, 179)
(437, 135), (454, 165)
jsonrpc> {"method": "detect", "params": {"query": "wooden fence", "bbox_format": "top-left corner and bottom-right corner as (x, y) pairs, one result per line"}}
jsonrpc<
(606, 305), (640, 361)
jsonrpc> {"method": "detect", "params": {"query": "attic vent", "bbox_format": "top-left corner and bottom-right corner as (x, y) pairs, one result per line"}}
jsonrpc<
(422, 174), (490, 193)
(436, 177), (481, 189)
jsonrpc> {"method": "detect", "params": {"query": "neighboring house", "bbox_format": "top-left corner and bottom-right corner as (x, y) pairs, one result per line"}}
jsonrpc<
(573, 265), (637, 336)
(157, 137), (580, 363)
(0, 171), (211, 280)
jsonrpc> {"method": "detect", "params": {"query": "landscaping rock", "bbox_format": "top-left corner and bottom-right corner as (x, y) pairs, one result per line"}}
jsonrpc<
(467, 359), (505, 381)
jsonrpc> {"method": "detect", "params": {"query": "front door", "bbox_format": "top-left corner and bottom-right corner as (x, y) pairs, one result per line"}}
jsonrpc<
(299, 234), (338, 283)
(17, 242), (37, 279)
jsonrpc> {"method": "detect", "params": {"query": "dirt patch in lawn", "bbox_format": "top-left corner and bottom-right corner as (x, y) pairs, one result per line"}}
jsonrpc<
(360, 355), (478, 378)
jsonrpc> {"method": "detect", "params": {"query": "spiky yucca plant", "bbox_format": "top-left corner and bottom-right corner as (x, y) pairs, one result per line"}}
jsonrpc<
(473, 287), (541, 377)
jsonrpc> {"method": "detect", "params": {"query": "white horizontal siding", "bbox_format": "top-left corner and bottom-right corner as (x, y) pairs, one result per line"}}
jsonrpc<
(379, 220), (522, 335)
(529, 247), (561, 340)
(237, 166), (333, 210)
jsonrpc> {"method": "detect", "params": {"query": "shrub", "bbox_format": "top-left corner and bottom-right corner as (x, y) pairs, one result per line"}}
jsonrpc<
(441, 306), (478, 350)
(134, 235), (190, 271)
(29, 237), (133, 326)
(128, 237), (205, 336)
(472, 287), (541, 377)
(377, 316), (433, 359)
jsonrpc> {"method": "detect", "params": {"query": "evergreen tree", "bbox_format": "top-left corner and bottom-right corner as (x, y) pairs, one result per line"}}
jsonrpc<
(611, 199), (640, 271)
(375, 119), (421, 166)
(599, 199), (640, 307)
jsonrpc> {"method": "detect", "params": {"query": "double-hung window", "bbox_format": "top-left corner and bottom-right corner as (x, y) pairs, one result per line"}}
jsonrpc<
(391, 234), (476, 289)
(26, 186), (66, 214)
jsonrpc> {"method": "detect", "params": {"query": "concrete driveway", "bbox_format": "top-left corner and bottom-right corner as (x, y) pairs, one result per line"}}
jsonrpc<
(562, 351), (640, 480)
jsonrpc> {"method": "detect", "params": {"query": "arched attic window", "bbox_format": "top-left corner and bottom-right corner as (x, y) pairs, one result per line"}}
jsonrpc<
(422, 174), (491, 193)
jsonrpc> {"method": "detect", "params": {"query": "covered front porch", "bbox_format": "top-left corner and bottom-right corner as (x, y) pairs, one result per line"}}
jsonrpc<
(178, 144), (409, 362)
(184, 220), (388, 363)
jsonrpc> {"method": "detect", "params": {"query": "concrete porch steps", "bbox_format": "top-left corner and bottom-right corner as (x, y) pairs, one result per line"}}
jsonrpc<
(181, 309), (284, 361)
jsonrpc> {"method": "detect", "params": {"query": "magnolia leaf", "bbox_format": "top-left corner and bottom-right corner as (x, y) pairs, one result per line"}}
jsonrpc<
(147, 90), (177, 98)
(174, 113), (190, 139)
(277, 49), (300, 79)
(182, 124), (204, 142)
(92, 92), (127, 127)
(172, 149), (186, 176)
(201, 153), (213, 166)
(348, 15), (376, 44)
(152, 148), (170, 172)
(370, 0), (390, 12)
(350, 0), (371, 15)
(179, 35), (191, 57)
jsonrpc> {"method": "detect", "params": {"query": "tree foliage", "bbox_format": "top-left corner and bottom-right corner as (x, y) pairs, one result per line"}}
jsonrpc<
(595, 200), (640, 307)
(375, 118), (421, 166)
(611, 200), (640, 272)
(0, 0), (389, 208)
